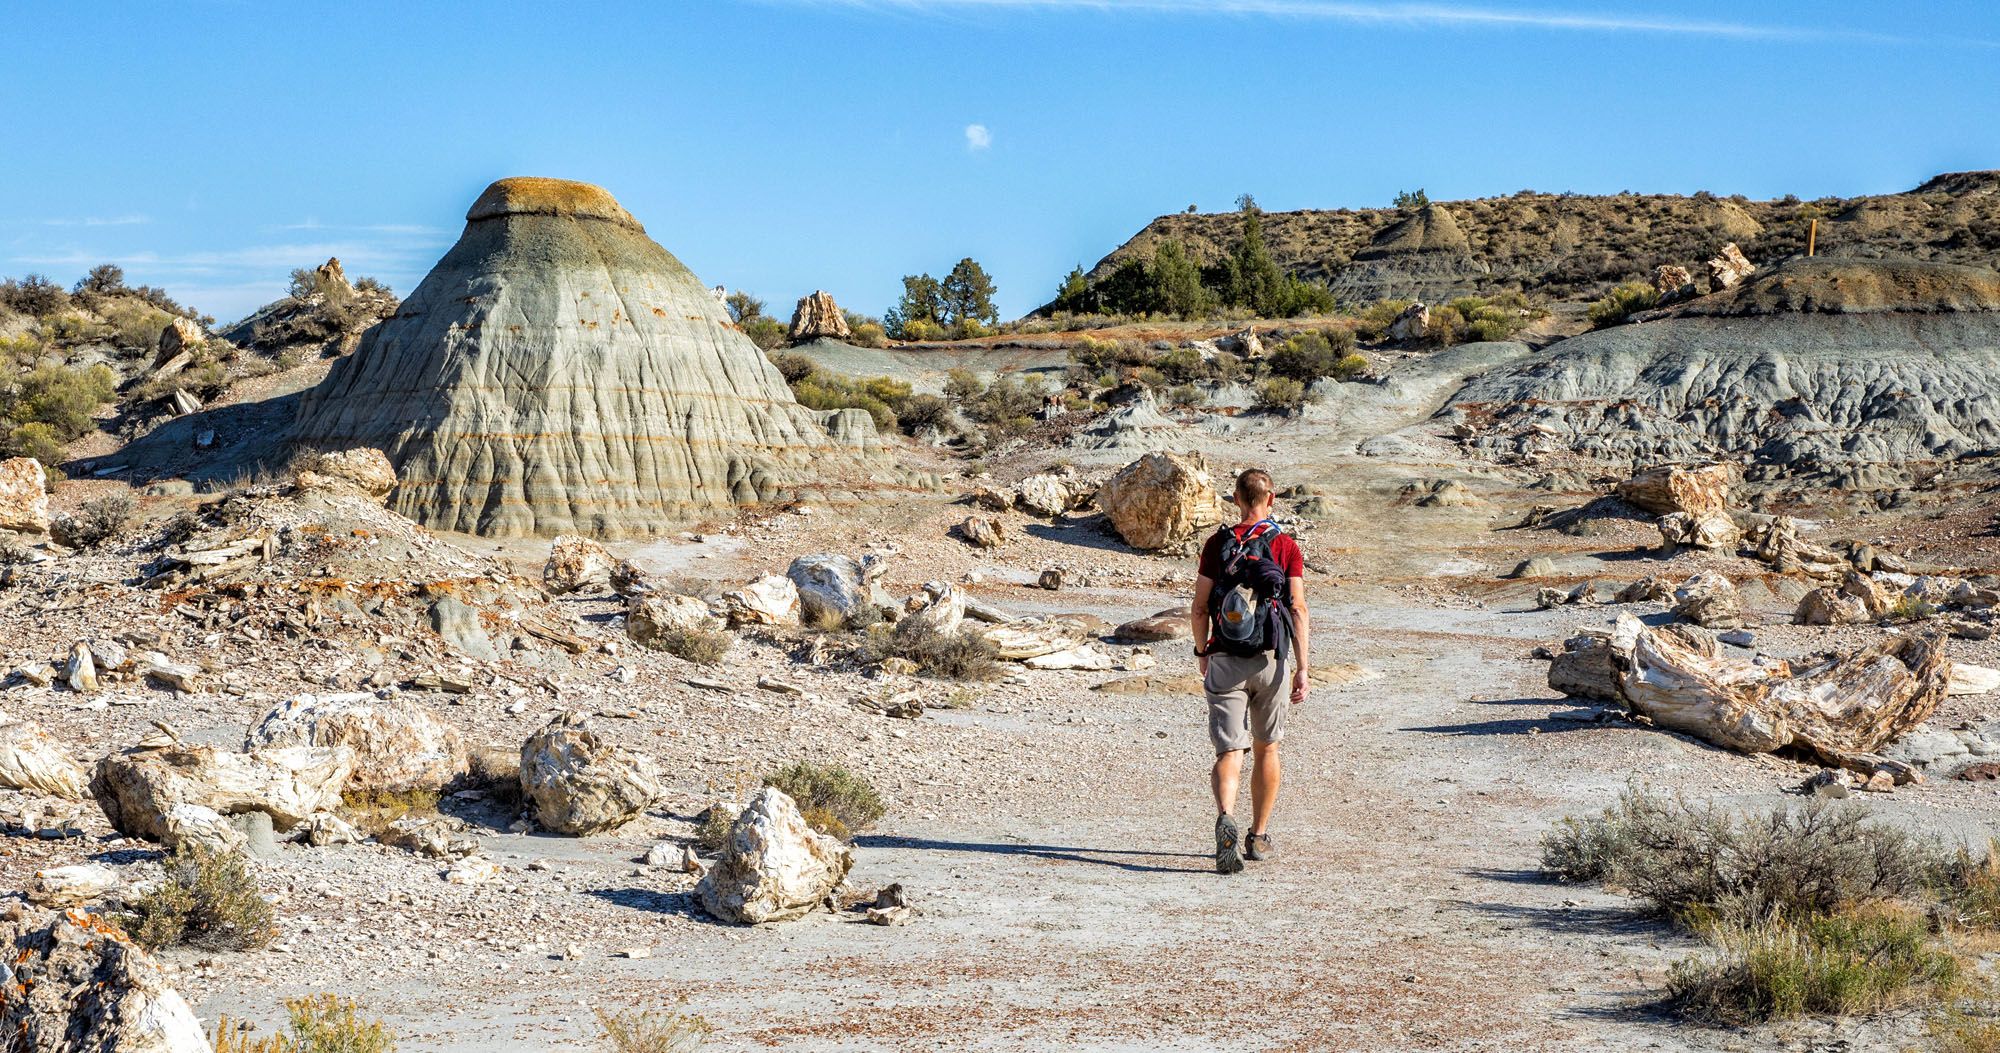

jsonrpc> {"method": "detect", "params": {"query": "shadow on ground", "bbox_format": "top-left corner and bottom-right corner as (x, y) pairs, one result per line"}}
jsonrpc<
(857, 833), (1209, 875)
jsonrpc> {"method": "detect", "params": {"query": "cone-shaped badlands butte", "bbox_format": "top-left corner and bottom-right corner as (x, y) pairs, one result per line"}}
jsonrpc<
(294, 177), (895, 537)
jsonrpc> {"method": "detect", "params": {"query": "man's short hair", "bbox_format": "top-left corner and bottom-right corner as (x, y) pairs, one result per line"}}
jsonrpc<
(1234, 468), (1274, 506)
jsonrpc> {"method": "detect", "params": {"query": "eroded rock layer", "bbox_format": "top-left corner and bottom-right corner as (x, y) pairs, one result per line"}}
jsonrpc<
(1441, 259), (2000, 484)
(293, 177), (894, 537)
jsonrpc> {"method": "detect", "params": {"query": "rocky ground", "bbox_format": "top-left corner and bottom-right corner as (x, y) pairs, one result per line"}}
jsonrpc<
(3, 348), (1999, 1052)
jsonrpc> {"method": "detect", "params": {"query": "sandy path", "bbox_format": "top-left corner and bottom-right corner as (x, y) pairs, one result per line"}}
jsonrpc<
(223, 595), (1725, 1052)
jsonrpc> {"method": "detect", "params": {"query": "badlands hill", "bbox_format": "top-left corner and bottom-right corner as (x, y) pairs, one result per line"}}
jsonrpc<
(1087, 171), (2000, 306)
(1440, 257), (2000, 486)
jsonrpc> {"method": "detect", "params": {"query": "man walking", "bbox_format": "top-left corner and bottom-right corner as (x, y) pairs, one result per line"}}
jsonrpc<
(1191, 468), (1310, 874)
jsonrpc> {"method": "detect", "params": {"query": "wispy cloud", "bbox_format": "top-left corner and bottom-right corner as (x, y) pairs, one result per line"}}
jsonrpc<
(41, 214), (151, 228)
(964, 123), (993, 151)
(780, 0), (1915, 42)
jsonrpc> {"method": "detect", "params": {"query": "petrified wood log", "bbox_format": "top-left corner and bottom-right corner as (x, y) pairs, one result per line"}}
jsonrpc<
(1607, 612), (1947, 782)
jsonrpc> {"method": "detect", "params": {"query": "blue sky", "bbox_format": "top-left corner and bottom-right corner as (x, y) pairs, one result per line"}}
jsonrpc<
(5, 1), (1996, 323)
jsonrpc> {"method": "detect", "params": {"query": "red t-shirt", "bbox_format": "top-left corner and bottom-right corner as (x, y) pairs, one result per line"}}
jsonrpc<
(1198, 521), (1304, 582)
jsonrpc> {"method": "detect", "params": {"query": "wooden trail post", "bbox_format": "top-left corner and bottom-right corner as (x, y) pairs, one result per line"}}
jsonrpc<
(1808, 218), (1818, 257)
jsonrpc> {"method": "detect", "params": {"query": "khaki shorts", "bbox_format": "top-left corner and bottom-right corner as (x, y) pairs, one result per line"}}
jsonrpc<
(1205, 651), (1292, 754)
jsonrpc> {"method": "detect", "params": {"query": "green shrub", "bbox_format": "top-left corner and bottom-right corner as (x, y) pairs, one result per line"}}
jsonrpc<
(898, 318), (944, 342)
(595, 1004), (711, 1053)
(765, 761), (885, 842)
(280, 994), (397, 1053)
(642, 627), (731, 665)
(7, 422), (65, 465)
(1587, 282), (1661, 328)
(7, 362), (117, 439)
(1267, 328), (1361, 382)
(1668, 907), (1958, 1024)
(850, 321), (888, 348)
(1353, 299), (1416, 342)
(742, 317), (786, 350)
(1253, 377), (1308, 415)
(766, 351), (816, 384)
(120, 841), (275, 951)
(1165, 384), (1204, 409)
(0, 274), (70, 316)
(692, 802), (737, 852)
(894, 393), (952, 435)
(1541, 789), (1948, 926)
(864, 619), (1003, 681)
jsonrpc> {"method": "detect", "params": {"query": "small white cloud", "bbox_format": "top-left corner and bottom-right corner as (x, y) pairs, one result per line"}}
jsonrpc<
(964, 123), (992, 152)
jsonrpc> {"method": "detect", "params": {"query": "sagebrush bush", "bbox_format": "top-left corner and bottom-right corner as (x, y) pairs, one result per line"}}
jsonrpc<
(1668, 906), (1958, 1024)
(121, 841), (275, 951)
(1587, 282), (1661, 328)
(1266, 329), (1358, 382)
(596, 1004), (711, 1053)
(1353, 299), (1416, 342)
(1541, 789), (1949, 925)
(1253, 377), (1308, 415)
(643, 626), (731, 665)
(863, 619), (1003, 681)
(280, 994), (397, 1053)
(65, 491), (135, 548)
(766, 761), (885, 842)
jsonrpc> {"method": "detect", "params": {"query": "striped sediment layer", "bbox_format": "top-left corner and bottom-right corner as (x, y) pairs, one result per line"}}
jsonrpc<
(293, 178), (897, 537)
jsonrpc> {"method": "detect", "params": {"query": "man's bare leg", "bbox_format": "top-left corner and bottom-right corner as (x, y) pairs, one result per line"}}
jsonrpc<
(1248, 740), (1281, 835)
(1212, 748), (1245, 816)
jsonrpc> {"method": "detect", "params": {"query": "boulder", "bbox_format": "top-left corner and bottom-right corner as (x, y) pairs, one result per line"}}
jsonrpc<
(91, 742), (354, 851)
(155, 317), (206, 366)
(246, 695), (469, 795)
(1841, 571), (1895, 618)
(519, 711), (663, 835)
(901, 583), (967, 637)
(428, 596), (499, 661)
(1220, 328), (1265, 359)
(1015, 469), (1087, 517)
(979, 617), (1086, 660)
(1548, 632), (1620, 701)
(1652, 264), (1695, 300)
(967, 486), (1013, 512)
(1951, 663), (2000, 697)
(305, 448), (397, 500)
(787, 554), (888, 627)
(1608, 612), (1946, 778)
(1507, 557), (1556, 580)
(626, 593), (723, 646)
(1673, 572), (1744, 629)
(956, 515), (1006, 548)
(1615, 576), (1674, 603)
(610, 559), (650, 597)
(788, 290), (851, 342)
(1387, 302), (1429, 341)
(720, 575), (800, 627)
(1618, 463), (1735, 516)
(1657, 511), (1741, 552)
(543, 534), (614, 594)
(1022, 645), (1118, 671)
(1751, 516), (1849, 576)
(1706, 242), (1757, 290)
(696, 786), (853, 925)
(0, 719), (88, 798)
(29, 864), (119, 907)
(0, 457), (49, 534)
(0, 908), (208, 1053)
(1796, 587), (1870, 626)
(1096, 451), (1230, 551)
(65, 642), (99, 694)
(1114, 608), (1189, 642)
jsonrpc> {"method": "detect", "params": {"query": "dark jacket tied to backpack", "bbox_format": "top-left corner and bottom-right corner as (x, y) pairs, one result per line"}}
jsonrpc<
(1205, 519), (1295, 668)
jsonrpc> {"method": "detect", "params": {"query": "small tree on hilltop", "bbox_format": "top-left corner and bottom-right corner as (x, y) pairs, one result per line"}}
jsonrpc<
(725, 290), (765, 325)
(886, 273), (947, 339)
(1394, 188), (1430, 211)
(941, 258), (999, 329)
(1052, 265), (1094, 315)
(73, 264), (126, 296)
(1235, 193), (1259, 213)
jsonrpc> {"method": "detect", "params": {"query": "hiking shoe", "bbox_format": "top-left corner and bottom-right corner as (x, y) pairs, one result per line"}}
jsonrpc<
(1246, 833), (1275, 862)
(1215, 814), (1244, 875)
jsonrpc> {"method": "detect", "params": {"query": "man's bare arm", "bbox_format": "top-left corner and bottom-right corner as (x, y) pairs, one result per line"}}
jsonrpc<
(1191, 575), (1215, 656)
(1289, 575), (1310, 702)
